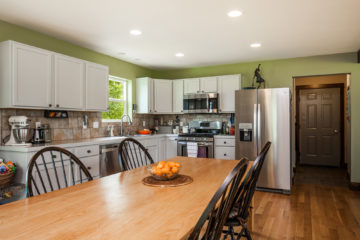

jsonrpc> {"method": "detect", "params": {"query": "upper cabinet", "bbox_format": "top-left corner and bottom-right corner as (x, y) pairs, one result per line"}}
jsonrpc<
(200, 76), (217, 92)
(153, 79), (172, 113)
(184, 76), (218, 94)
(54, 54), (84, 109)
(184, 78), (200, 94)
(85, 62), (109, 111)
(136, 77), (154, 114)
(218, 74), (241, 112)
(0, 40), (109, 111)
(173, 79), (184, 113)
(0, 41), (52, 108)
(136, 77), (173, 114)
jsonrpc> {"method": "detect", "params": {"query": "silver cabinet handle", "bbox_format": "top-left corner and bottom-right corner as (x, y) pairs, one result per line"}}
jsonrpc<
(56, 104), (60, 108)
(224, 153), (227, 156)
(49, 104), (52, 107)
(87, 150), (91, 153)
(224, 141), (227, 144)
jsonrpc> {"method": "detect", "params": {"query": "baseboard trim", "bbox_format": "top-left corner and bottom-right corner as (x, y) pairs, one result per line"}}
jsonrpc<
(349, 182), (360, 191)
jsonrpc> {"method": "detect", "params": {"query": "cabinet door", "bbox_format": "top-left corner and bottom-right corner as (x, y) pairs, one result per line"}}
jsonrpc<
(147, 146), (159, 162)
(12, 43), (52, 108)
(184, 78), (200, 94)
(54, 54), (84, 110)
(153, 79), (172, 113)
(218, 75), (241, 112)
(85, 62), (109, 111)
(33, 160), (70, 195)
(136, 77), (153, 113)
(166, 137), (178, 159)
(158, 137), (166, 161)
(173, 79), (184, 113)
(76, 155), (100, 182)
(200, 76), (217, 93)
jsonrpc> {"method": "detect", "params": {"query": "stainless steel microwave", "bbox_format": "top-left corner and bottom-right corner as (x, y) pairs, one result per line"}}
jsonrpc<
(183, 93), (218, 113)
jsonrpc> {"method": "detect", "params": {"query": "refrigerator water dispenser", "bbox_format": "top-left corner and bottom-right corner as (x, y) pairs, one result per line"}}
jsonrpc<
(239, 123), (252, 142)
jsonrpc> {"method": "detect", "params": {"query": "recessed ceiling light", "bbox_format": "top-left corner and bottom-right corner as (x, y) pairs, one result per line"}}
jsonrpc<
(130, 29), (142, 36)
(250, 43), (261, 48)
(175, 53), (184, 57)
(227, 10), (242, 18)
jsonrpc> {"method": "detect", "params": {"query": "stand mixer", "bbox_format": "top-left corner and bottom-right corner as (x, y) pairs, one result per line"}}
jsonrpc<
(5, 116), (33, 146)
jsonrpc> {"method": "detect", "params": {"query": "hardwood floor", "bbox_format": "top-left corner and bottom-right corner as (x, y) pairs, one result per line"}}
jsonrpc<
(246, 167), (360, 240)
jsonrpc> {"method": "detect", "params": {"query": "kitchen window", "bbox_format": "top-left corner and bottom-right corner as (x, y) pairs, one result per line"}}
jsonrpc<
(102, 76), (131, 122)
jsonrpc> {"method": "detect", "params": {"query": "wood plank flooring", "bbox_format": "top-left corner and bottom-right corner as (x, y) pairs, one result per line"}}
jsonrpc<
(240, 167), (360, 239)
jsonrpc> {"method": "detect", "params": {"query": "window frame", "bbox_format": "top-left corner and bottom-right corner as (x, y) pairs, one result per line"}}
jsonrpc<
(102, 75), (130, 123)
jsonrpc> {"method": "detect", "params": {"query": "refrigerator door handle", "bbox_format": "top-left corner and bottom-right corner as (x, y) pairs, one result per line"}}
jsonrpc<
(257, 104), (261, 153)
(253, 104), (258, 155)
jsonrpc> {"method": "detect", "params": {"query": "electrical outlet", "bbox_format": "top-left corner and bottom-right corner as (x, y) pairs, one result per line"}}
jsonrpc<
(143, 121), (146, 127)
(93, 121), (99, 128)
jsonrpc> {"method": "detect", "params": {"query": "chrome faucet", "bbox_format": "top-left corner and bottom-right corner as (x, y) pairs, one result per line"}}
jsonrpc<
(120, 114), (132, 136)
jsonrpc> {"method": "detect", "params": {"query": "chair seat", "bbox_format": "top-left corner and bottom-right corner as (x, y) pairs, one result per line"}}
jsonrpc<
(225, 217), (242, 226)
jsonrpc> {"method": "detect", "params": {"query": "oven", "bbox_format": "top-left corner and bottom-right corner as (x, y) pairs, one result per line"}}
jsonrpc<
(183, 93), (218, 113)
(177, 137), (214, 158)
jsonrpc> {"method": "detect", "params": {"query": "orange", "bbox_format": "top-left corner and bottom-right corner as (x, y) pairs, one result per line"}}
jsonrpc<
(167, 172), (173, 178)
(154, 168), (162, 176)
(171, 167), (179, 174)
(151, 166), (157, 173)
(157, 162), (165, 169)
(161, 167), (170, 174)
(174, 162), (181, 168)
(168, 161), (176, 168)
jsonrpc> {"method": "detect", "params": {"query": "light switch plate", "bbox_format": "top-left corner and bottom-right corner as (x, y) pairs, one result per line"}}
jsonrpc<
(93, 121), (99, 128)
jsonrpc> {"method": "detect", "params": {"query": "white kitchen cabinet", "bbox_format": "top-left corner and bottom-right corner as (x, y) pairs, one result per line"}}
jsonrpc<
(54, 54), (84, 110)
(0, 40), (109, 111)
(158, 137), (167, 161)
(76, 155), (100, 183)
(214, 135), (236, 160)
(200, 76), (218, 92)
(172, 79), (184, 113)
(153, 79), (172, 113)
(147, 145), (159, 162)
(136, 77), (154, 113)
(218, 74), (241, 112)
(184, 78), (200, 94)
(166, 136), (178, 159)
(0, 41), (52, 108)
(85, 62), (109, 111)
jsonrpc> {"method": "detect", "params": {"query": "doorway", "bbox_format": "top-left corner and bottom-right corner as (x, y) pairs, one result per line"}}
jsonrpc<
(293, 74), (350, 186)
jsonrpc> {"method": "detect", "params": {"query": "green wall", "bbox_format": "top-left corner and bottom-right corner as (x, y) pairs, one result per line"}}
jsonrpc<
(0, 19), (152, 103)
(153, 53), (360, 183)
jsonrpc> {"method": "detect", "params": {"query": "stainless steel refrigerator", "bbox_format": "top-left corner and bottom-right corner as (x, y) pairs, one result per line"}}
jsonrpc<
(235, 88), (291, 194)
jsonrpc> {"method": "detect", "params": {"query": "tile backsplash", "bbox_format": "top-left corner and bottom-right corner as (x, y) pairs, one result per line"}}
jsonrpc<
(0, 109), (233, 143)
(0, 109), (154, 142)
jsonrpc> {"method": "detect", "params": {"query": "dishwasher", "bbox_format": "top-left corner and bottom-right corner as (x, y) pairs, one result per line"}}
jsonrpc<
(100, 144), (122, 177)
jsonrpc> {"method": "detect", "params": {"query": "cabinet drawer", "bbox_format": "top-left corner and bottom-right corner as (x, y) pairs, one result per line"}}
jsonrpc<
(30, 150), (71, 165)
(74, 145), (99, 158)
(77, 155), (100, 180)
(214, 138), (235, 147)
(215, 147), (235, 160)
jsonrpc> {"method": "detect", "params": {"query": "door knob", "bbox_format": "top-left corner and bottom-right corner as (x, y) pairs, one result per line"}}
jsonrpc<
(334, 129), (339, 134)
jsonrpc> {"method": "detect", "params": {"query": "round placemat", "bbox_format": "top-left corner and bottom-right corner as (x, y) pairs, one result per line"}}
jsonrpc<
(142, 174), (193, 187)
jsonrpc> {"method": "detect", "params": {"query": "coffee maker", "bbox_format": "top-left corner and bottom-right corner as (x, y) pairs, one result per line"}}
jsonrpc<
(33, 122), (51, 144)
(6, 116), (33, 146)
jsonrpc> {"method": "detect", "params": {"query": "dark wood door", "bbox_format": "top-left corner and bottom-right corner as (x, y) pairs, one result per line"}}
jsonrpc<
(299, 88), (341, 166)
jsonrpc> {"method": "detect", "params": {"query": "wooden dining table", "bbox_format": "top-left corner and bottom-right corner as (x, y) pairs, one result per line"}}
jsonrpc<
(0, 157), (252, 240)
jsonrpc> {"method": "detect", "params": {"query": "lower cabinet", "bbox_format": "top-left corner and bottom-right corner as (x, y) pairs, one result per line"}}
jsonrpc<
(166, 136), (178, 159)
(214, 136), (236, 160)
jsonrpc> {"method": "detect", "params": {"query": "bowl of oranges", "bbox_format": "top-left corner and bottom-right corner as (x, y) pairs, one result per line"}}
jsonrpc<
(149, 161), (181, 180)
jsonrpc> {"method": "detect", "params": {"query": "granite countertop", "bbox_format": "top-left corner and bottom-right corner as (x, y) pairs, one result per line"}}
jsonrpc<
(214, 135), (236, 138)
(0, 134), (178, 153)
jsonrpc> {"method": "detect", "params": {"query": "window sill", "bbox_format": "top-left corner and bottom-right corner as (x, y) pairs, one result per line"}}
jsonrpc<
(102, 119), (123, 123)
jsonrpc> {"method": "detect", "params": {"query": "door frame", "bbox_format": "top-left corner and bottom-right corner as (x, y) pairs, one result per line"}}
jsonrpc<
(295, 84), (345, 166)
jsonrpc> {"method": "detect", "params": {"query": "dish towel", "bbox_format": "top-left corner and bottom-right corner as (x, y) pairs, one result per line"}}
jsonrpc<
(187, 142), (198, 158)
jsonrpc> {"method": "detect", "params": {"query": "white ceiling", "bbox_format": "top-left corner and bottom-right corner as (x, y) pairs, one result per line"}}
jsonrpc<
(0, 0), (359, 70)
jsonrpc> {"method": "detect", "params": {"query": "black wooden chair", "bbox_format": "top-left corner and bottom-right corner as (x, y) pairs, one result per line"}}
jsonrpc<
(26, 146), (93, 197)
(118, 138), (155, 171)
(222, 142), (272, 240)
(188, 158), (249, 240)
